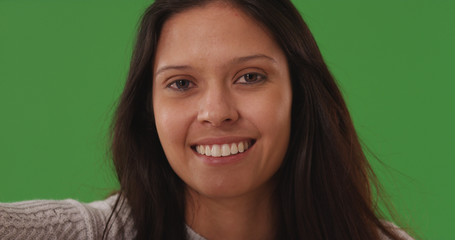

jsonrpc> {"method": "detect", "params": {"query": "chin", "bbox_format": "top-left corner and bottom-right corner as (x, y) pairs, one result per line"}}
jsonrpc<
(187, 178), (256, 199)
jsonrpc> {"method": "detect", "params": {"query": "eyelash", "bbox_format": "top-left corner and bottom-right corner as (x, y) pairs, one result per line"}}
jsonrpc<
(167, 79), (195, 91)
(235, 72), (267, 84)
(166, 72), (267, 91)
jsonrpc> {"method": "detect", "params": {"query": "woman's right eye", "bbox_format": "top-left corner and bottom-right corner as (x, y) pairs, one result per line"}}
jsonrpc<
(167, 79), (194, 91)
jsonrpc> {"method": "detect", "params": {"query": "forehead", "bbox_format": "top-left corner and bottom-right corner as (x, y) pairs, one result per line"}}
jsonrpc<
(154, 2), (285, 70)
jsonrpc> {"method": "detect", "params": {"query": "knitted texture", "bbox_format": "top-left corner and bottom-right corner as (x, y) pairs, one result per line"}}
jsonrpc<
(0, 195), (135, 240)
(0, 195), (412, 240)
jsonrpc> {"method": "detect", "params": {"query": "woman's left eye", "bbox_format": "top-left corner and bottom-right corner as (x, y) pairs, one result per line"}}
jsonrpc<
(236, 73), (267, 84)
(167, 79), (194, 91)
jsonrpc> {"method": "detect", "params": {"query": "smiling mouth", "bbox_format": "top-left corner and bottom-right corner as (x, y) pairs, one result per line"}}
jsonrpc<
(192, 139), (255, 157)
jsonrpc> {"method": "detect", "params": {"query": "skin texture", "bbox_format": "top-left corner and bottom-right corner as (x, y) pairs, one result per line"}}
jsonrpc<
(152, 2), (292, 239)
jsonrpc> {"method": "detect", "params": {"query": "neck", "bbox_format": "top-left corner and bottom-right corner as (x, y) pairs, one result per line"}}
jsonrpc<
(185, 184), (279, 240)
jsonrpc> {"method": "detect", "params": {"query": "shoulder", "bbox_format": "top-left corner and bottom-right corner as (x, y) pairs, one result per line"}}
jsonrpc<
(84, 194), (136, 239)
(0, 194), (135, 240)
(0, 197), (88, 239)
(379, 221), (414, 240)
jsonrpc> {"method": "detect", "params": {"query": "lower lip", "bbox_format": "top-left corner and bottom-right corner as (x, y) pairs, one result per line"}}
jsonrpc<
(194, 146), (252, 166)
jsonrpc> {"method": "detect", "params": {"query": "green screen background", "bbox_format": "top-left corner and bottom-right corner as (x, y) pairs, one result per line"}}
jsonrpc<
(0, 1), (453, 239)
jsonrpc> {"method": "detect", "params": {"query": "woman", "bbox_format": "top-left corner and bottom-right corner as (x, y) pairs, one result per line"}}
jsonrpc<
(0, 0), (413, 239)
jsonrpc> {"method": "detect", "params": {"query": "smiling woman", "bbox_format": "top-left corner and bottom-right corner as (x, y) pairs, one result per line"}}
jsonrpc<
(152, 6), (291, 207)
(0, 0), (415, 240)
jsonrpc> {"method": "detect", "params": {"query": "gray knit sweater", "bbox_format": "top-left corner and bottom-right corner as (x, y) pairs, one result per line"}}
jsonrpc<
(0, 195), (205, 240)
(0, 195), (412, 240)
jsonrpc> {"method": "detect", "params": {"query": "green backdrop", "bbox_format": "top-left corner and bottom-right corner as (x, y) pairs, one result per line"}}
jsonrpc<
(0, 1), (453, 239)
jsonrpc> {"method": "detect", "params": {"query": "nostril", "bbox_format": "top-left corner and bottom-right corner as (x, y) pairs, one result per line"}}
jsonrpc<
(197, 102), (239, 126)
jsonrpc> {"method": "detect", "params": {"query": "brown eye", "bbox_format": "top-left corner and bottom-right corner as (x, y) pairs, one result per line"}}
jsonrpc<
(244, 73), (258, 82)
(237, 72), (267, 84)
(169, 79), (194, 91)
(176, 80), (190, 88)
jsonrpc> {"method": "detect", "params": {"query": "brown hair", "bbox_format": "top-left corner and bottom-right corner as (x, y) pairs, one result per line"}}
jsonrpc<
(106, 0), (409, 239)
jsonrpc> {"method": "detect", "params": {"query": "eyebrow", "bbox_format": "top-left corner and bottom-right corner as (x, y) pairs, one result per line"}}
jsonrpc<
(154, 54), (276, 76)
(232, 54), (277, 64)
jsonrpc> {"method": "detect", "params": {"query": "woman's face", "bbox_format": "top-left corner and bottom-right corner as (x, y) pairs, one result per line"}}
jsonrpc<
(152, 3), (292, 199)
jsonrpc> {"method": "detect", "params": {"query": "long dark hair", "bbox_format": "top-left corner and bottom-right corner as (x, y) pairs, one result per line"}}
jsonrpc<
(106, 0), (408, 239)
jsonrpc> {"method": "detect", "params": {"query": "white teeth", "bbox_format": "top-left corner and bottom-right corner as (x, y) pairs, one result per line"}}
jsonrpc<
(230, 143), (238, 154)
(200, 145), (205, 155)
(195, 141), (251, 157)
(221, 144), (230, 156)
(238, 142), (244, 153)
(212, 145), (221, 157)
(205, 145), (211, 156)
(196, 145), (204, 155)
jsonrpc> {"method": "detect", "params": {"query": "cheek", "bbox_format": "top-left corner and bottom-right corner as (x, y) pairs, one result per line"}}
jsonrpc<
(239, 85), (292, 166)
(242, 87), (292, 136)
(153, 95), (194, 157)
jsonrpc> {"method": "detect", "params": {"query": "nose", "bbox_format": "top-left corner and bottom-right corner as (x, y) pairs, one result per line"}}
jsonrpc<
(197, 85), (239, 127)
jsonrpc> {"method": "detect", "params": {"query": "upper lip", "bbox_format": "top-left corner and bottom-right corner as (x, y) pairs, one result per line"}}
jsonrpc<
(189, 136), (256, 146)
